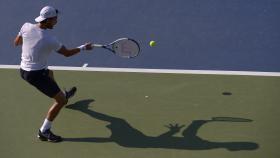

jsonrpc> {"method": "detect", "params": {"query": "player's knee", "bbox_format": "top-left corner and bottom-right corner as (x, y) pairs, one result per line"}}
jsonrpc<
(59, 97), (68, 106)
(54, 91), (68, 106)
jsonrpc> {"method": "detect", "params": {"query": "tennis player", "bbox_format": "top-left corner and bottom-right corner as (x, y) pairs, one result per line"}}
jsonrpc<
(14, 6), (92, 142)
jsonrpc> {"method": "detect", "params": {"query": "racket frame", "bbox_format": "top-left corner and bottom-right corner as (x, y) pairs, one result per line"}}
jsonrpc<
(92, 38), (140, 58)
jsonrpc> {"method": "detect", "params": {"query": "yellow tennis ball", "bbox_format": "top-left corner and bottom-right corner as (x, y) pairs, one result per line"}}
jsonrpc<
(149, 40), (156, 47)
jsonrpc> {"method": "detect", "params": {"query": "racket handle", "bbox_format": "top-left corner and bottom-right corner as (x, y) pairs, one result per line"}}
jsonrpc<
(92, 44), (104, 48)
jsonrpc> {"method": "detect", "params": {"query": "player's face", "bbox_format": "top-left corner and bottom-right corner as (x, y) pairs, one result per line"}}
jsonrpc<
(46, 17), (57, 29)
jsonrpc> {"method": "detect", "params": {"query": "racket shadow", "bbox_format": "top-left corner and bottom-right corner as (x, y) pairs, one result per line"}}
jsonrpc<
(65, 99), (259, 151)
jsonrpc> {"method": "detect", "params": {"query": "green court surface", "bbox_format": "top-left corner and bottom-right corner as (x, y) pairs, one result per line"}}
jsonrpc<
(1, 69), (280, 158)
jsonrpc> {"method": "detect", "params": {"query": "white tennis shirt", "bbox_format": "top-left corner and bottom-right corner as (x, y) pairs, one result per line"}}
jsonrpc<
(18, 23), (62, 71)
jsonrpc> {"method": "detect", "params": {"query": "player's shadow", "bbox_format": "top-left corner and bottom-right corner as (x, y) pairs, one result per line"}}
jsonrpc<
(65, 99), (259, 151)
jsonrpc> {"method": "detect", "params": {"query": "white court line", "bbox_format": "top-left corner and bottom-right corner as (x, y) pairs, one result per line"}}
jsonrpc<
(1, 64), (280, 77)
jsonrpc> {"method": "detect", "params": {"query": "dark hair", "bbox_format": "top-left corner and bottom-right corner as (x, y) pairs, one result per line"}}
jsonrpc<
(40, 19), (48, 24)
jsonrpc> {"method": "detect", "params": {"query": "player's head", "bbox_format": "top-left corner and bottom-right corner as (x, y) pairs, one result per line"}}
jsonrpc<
(35, 6), (59, 29)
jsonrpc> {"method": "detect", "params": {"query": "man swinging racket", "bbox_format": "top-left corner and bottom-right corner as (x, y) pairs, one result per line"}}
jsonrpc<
(14, 6), (93, 142)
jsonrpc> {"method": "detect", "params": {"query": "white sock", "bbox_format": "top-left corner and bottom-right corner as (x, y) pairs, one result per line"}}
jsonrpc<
(40, 119), (52, 133)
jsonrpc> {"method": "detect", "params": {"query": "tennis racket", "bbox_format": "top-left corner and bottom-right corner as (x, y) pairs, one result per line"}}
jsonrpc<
(211, 117), (253, 122)
(92, 38), (140, 58)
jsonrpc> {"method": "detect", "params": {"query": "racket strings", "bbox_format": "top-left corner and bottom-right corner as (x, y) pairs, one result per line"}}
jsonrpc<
(113, 40), (140, 58)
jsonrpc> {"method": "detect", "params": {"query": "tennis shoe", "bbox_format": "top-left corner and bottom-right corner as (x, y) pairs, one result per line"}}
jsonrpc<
(65, 87), (77, 99)
(38, 129), (63, 142)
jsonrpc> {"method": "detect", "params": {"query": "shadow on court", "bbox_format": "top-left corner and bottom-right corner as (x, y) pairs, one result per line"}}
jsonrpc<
(65, 99), (259, 151)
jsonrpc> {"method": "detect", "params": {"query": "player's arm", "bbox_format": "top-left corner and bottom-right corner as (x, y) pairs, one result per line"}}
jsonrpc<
(57, 46), (81, 57)
(57, 43), (93, 57)
(14, 35), (23, 46)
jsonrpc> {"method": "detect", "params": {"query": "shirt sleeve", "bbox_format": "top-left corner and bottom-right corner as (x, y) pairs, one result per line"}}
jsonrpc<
(18, 23), (27, 36)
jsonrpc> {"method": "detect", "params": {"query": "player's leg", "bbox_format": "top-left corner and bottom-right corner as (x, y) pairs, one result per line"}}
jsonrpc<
(35, 70), (67, 142)
(48, 69), (77, 99)
(38, 91), (67, 142)
(47, 91), (68, 121)
(20, 69), (75, 142)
